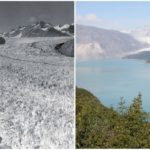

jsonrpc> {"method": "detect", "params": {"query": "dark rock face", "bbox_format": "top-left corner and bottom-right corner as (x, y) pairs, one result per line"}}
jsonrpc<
(39, 21), (45, 28)
(68, 25), (74, 34)
(0, 137), (2, 143)
(0, 37), (5, 44)
(55, 39), (74, 57)
(55, 43), (64, 50)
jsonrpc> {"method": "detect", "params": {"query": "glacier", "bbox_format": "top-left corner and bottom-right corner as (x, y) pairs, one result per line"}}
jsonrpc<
(0, 37), (74, 148)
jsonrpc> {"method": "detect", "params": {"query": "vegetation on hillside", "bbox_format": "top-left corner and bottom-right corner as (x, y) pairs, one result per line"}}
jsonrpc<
(76, 88), (150, 148)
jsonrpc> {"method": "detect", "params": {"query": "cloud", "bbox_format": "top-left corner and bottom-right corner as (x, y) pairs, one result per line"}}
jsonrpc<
(84, 14), (97, 21)
(28, 15), (49, 24)
(28, 16), (37, 23)
(77, 13), (102, 26)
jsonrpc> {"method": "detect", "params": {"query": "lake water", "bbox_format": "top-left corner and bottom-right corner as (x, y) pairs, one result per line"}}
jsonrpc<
(77, 58), (150, 112)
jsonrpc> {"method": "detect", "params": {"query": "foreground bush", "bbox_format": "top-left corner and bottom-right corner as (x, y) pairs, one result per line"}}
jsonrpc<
(76, 88), (150, 148)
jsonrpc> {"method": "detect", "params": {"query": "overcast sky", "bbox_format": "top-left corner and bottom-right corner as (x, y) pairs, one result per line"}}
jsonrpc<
(0, 2), (74, 33)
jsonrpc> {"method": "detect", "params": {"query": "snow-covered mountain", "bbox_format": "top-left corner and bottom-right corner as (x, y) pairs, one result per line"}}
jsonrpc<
(1, 21), (74, 38)
(54, 24), (74, 35)
(77, 24), (149, 59)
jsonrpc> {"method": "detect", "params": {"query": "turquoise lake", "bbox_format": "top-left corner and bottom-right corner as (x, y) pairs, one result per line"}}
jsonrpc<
(77, 58), (150, 112)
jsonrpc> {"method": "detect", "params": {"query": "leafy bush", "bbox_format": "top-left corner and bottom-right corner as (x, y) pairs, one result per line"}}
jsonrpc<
(76, 88), (150, 148)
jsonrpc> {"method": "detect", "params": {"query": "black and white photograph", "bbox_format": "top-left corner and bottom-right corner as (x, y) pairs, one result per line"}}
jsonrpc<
(0, 1), (74, 149)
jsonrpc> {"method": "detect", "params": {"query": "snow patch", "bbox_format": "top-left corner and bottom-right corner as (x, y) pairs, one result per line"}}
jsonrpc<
(41, 28), (48, 31)
(54, 24), (70, 31)
(10, 30), (15, 34)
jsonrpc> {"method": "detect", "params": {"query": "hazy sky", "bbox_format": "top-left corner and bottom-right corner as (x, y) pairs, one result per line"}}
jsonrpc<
(0, 2), (74, 33)
(76, 2), (150, 30)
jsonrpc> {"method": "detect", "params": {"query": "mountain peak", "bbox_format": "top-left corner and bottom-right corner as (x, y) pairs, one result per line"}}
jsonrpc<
(2, 22), (74, 38)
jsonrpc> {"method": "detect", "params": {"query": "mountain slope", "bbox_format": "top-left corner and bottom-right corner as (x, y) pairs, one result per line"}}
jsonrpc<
(124, 51), (150, 61)
(76, 87), (118, 148)
(76, 25), (149, 58)
(2, 21), (74, 38)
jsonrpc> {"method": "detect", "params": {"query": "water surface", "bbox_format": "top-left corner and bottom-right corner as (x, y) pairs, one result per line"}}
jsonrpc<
(77, 58), (150, 112)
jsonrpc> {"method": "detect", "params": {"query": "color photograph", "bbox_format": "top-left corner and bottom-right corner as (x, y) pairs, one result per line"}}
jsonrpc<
(76, 1), (150, 148)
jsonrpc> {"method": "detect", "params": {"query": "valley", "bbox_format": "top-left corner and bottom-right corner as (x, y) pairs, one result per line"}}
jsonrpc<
(0, 36), (74, 148)
(76, 24), (150, 62)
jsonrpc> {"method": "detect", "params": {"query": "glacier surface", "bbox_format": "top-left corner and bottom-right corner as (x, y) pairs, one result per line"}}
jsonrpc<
(0, 37), (74, 148)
